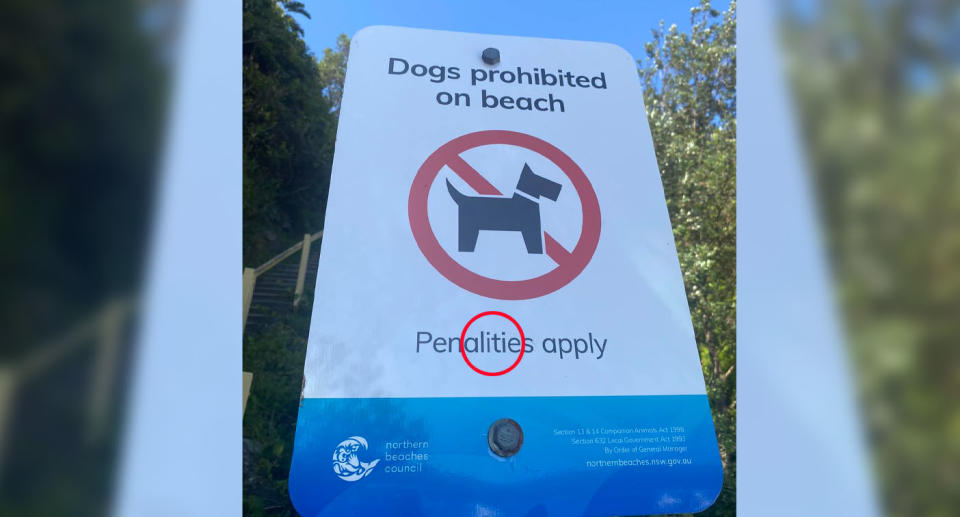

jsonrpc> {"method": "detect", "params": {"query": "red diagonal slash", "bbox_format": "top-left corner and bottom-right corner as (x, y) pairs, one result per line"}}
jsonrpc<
(544, 232), (573, 265)
(446, 154), (502, 195)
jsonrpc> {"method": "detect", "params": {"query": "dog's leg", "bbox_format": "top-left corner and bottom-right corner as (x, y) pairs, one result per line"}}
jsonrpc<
(459, 223), (480, 252)
(521, 225), (544, 254)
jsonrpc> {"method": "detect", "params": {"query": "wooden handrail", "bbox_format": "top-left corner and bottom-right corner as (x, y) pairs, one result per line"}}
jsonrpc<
(0, 296), (133, 474)
(16, 297), (133, 380)
(252, 231), (322, 277)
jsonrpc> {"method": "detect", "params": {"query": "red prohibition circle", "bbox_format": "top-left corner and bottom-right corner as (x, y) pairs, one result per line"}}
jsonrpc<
(460, 311), (525, 376)
(408, 130), (601, 300)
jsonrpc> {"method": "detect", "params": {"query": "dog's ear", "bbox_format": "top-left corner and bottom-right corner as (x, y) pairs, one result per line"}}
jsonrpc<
(539, 174), (562, 201)
(517, 163), (562, 200)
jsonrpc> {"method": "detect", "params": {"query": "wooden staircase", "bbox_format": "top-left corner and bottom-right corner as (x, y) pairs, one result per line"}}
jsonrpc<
(242, 232), (322, 337)
(244, 245), (320, 332)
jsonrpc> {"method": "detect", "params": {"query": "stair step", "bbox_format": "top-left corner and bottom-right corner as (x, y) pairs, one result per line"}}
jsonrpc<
(261, 270), (299, 276)
(257, 278), (297, 286)
(256, 278), (297, 284)
(258, 269), (295, 277)
(251, 297), (290, 306)
(246, 313), (279, 320)
(253, 290), (295, 298)
(251, 296), (294, 303)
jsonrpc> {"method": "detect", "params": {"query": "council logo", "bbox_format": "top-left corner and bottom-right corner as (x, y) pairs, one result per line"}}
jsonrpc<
(332, 436), (380, 482)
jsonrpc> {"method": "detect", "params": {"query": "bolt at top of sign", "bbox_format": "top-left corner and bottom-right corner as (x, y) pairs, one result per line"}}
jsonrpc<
(482, 47), (500, 65)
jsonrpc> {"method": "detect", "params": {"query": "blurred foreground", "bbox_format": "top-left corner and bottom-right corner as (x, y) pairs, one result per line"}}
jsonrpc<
(0, 0), (181, 514)
(779, 1), (959, 515)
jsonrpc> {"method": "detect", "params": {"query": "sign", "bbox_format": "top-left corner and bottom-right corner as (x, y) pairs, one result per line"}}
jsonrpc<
(289, 26), (723, 516)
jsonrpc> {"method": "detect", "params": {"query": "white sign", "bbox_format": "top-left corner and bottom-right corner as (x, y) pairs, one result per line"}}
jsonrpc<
(289, 26), (722, 517)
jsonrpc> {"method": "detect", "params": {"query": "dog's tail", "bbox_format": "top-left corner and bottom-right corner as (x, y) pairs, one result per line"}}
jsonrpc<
(446, 179), (466, 205)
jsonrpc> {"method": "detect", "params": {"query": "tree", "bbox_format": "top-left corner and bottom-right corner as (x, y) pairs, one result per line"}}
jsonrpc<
(243, 0), (335, 265)
(640, 2), (737, 515)
(782, 2), (960, 515)
(317, 34), (350, 117)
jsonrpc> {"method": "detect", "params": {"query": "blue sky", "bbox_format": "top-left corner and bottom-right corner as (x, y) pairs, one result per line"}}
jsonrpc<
(301, 0), (732, 64)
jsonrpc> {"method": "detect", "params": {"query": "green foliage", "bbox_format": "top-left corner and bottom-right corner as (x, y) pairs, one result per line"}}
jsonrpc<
(0, 0), (165, 351)
(243, 0), (335, 265)
(243, 294), (315, 516)
(782, 2), (960, 515)
(640, 2), (737, 515)
(317, 34), (350, 117)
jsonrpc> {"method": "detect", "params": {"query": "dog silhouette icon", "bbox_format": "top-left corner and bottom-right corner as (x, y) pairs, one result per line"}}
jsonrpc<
(446, 163), (562, 254)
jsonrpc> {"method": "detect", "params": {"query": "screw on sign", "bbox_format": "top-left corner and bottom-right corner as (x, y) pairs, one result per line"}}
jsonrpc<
(408, 130), (601, 300)
(488, 418), (523, 457)
(481, 47), (500, 65)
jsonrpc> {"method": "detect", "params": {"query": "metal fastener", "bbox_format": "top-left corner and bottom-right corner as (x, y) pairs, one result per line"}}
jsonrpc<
(488, 418), (523, 457)
(482, 47), (500, 65)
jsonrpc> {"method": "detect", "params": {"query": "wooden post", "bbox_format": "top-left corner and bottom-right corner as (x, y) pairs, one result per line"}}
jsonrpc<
(242, 371), (253, 416)
(87, 299), (125, 441)
(294, 233), (311, 307)
(0, 367), (16, 482)
(242, 267), (256, 330)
